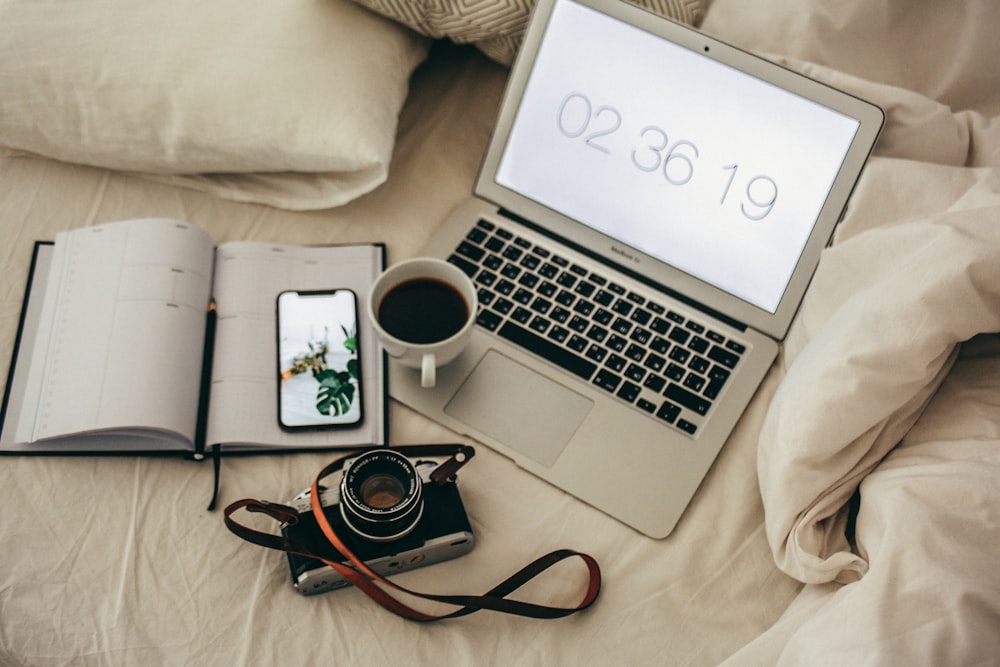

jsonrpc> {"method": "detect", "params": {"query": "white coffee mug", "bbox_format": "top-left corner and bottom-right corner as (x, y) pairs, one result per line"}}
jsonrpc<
(367, 258), (477, 388)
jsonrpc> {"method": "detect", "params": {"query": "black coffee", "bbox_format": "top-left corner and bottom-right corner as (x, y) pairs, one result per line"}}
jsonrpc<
(378, 278), (469, 344)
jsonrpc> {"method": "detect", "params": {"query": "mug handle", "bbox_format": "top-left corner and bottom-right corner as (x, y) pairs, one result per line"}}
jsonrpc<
(421, 351), (436, 388)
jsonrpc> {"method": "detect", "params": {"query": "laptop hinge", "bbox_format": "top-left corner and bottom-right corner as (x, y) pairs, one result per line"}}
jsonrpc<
(497, 208), (749, 333)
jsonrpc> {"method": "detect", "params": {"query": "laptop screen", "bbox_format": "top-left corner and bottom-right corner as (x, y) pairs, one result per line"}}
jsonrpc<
(494, 0), (862, 314)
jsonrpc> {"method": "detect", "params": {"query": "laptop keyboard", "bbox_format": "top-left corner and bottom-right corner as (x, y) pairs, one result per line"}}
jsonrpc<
(446, 219), (747, 437)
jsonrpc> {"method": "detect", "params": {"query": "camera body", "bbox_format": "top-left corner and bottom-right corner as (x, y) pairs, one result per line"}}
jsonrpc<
(282, 452), (475, 595)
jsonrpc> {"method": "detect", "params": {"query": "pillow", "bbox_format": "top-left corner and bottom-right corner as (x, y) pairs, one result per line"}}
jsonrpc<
(350, 0), (708, 65)
(0, 0), (429, 210)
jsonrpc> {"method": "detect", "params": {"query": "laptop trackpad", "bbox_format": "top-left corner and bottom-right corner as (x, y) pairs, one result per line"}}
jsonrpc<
(444, 351), (592, 468)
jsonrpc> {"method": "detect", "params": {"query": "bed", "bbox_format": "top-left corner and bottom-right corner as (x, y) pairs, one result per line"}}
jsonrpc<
(1, 0), (998, 664)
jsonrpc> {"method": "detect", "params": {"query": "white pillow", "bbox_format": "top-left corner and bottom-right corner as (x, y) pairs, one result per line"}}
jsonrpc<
(0, 0), (429, 210)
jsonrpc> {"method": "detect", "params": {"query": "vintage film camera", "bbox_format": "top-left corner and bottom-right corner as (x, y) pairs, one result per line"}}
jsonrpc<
(281, 449), (475, 595)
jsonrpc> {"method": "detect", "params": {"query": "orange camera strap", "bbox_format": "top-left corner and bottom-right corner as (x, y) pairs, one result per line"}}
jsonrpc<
(223, 445), (602, 621)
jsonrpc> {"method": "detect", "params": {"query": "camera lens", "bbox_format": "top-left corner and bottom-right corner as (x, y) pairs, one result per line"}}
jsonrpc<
(339, 450), (423, 542)
(359, 474), (406, 509)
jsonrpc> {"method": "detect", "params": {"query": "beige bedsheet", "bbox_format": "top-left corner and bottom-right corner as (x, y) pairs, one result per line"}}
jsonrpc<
(2, 1), (999, 665)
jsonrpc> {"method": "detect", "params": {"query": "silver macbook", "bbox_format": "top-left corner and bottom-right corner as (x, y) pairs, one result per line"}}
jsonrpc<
(391, 0), (883, 537)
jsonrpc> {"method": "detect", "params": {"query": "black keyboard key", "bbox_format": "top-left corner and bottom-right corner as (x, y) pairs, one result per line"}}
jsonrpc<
(643, 374), (666, 393)
(586, 325), (608, 342)
(726, 340), (747, 355)
(664, 383), (711, 415)
(556, 289), (576, 307)
(475, 270), (497, 287)
(484, 254), (504, 271)
(549, 325), (569, 343)
(530, 297), (552, 314)
(477, 289), (495, 307)
(611, 317), (632, 335)
(685, 320), (705, 334)
(456, 241), (486, 262)
(551, 306), (571, 323)
(708, 344), (740, 369)
(629, 327), (651, 345)
(557, 271), (578, 288)
(512, 306), (532, 323)
(502, 246), (523, 261)
(704, 365), (730, 399)
(585, 344), (608, 364)
(683, 373), (706, 393)
(637, 398), (657, 414)
(498, 321), (596, 380)
(496, 279), (515, 296)
(605, 354), (627, 372)
(529, 316), (550, 334)
(593, 369), (622, 393)
(625, 363), (645, 382)
(485, 237), (505, 253)
(448, 254), (478, 277)
(625, 343), (645, 362)
(539, 263), (559, 279)
(668, 347), (690, 364)
(668, 327), (691, 345)
(650, 336), (670, 355)
(607, 334), (627, 352)
(630, 308), (652, 326)
(644, 353), (666, 373)
(520, 254), (540, 271)
(689, 336), (710, 355)
(611, 299), (633, 316)
(650, 317), (670, 335)
(676, 419), (697, 435)
(665, 363), (685, 381)
(568, 315), (588, 333)
(656, 401), (681, 424)
(501, 263), (521, 279)
(493, 297), (513, 315)
(477, 310), (502, 331)
(575, 281), (596, 298)
(466, 227), (488, 245)
(518, 272), (539, 289)
(617, 381), (641, 403)
(688, 355), (710, 375)
(568, 335), (588, 352)
(594, 289), (615, 306)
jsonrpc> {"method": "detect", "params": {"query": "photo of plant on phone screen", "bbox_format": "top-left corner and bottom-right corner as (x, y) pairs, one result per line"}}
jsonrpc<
(277, 290), (362, 429)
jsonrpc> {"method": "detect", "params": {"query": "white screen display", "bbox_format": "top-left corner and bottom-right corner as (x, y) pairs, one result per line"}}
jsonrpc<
(495, 0), (860, 313)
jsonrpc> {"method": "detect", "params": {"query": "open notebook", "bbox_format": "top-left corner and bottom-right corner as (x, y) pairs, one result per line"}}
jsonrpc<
(391, 0), (883, 538)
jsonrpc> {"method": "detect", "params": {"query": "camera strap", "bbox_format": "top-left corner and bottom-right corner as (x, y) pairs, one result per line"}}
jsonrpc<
(223, 444), (602, 621)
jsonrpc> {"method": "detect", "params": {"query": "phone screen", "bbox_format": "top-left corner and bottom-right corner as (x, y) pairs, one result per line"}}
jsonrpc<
(277, 290), (363, 430)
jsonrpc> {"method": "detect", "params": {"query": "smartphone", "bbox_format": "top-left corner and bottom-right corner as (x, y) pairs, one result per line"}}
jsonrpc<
(277, 290), (363, 430)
